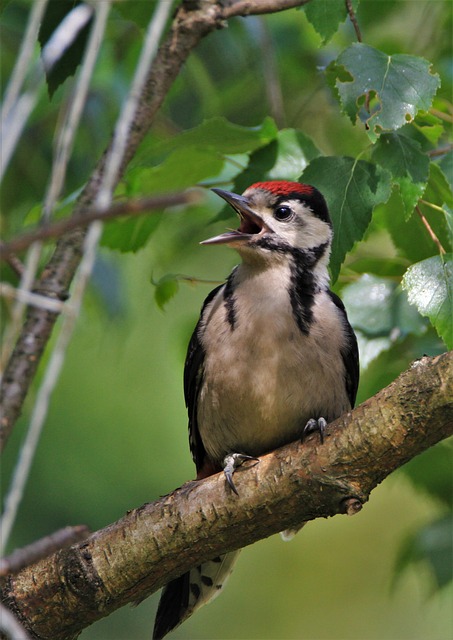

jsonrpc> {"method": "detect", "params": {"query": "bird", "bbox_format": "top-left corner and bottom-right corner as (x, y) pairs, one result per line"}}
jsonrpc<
(152, 181), (359, 639)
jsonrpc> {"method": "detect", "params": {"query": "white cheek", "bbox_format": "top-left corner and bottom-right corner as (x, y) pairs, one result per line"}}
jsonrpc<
(297, 218), (332, 250)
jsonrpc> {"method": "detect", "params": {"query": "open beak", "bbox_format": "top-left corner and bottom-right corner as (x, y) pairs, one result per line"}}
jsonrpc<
(201, 188), (269, 246)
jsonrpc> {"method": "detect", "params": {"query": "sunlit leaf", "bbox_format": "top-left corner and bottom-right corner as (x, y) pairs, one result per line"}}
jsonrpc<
(402, 254), (453, 348)
(330, 44), (440, 142)
(342, 274), (426, 369)
(371, 133), (430, 217)
(127, 147), (225, 194)
(301, 156), (392, 281)
(135, 117), (278, 167)
(101, 212), (162, 253)
(303, 0), (358, 44)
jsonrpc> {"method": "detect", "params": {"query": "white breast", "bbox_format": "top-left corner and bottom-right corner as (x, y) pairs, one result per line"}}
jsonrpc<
(197, 264), (350, 463)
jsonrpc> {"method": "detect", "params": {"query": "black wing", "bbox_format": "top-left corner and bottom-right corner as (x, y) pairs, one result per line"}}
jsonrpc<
(184, 284), (224, 472)
(327, 290), (360, 408)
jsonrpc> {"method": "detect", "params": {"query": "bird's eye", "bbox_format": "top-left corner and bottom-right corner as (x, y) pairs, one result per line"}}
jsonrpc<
(274, 205), (293, 221)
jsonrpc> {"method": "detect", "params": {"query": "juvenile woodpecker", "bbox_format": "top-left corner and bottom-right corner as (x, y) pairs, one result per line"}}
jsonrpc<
(153, 181), (359, 639)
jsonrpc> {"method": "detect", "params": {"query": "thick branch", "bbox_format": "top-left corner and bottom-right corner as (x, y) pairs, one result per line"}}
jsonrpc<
(0, 0), (307, 451)
(2, 352), (452, 640)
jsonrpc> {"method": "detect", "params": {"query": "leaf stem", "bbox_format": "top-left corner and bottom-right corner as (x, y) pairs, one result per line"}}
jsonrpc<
(345, 0), (362, 42)
(416, 205), (446, 255)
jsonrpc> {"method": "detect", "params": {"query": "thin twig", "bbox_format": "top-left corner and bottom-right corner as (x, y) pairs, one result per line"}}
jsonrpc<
(42, 0), (110, 223)
(3, 253), (25, 278)
(416, 205), (446, 255)
(428, 144), (453, 157)
(0, 525), (90, 576)
(223, 0), (310, 18)
(345, 0), (362, 42)
(0, 243), (42, 379)
(0, 283), (66, 314)
(429, 108), (453, 124)
(0, 3), (94, 180)
(0, 192), (200, 260)
(0, 0), (49, 120)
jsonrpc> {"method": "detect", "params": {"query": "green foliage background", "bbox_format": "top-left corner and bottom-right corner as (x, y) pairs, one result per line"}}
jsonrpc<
(1, 1), (452, 638)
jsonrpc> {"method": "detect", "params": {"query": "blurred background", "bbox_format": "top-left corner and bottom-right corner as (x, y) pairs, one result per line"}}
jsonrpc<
(1, 1), (452, 638)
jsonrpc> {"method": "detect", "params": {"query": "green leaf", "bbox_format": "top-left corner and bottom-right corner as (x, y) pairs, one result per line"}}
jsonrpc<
(402, 254), (453, 348)
(439, 152), (453, 192)
(341, 274), (427, 369)
(379, 175), (452, 263)
(401, 442), (453, 508)
(347, 256), (409, 278)
(114, 0), (154, 29)
(331, 44), (440, 142)
(152, 274), (180, 310)
(372, 133), (430, 217)
(303, 0), (358, 44)
(135, 117), (278, 167)
(127, 146), (225, 194)
(394, 516), (453, 591)
(301, 156), (392, 281)
(101, 212), (162, 253)
(38, 0), (93, 98)
(413, 111), (444, 144)
(425, 161), (453, 210)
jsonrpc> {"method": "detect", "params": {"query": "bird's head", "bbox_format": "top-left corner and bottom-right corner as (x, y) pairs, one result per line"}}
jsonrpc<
(202, 182), (332, 271)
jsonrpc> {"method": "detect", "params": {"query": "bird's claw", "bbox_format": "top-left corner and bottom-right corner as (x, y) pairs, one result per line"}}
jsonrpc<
(302, 417), (327, 444)
(223, 453), (259, 495)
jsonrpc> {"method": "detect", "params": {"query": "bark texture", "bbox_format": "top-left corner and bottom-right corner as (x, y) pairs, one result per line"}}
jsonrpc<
(1, 352), (452, 640)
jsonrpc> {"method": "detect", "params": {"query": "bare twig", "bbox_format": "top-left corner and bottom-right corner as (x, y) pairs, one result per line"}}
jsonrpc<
(42, 1), (111, 223)
(0, 284), (66, 313)
(1, 352), (452, 640)
(0, 3), (94, 180)
(345, 0), (362, 42)
(429, 108), (453, 124)
(3, 254), (25, 278)
(428, 144), (453, 157)
(0, 192), (200, 260)
(223, 0), (310, 18)
(0, 525), (90, 577)
(416, 205), (446, 254)
(0, 243), (42, 379)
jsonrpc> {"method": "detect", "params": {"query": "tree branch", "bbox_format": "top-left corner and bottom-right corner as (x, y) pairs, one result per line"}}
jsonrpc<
(0, 0), (307, 452)
(2, 352), (452, 640)
(0, 192), (200, 260)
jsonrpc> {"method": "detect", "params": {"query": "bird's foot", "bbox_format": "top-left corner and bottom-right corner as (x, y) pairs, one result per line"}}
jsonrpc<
(302, 417), (327, 444)
(223, 453), (259, 495)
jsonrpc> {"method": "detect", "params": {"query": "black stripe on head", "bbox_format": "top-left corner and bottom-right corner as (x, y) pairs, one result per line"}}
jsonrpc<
(273, 190), (331, 227)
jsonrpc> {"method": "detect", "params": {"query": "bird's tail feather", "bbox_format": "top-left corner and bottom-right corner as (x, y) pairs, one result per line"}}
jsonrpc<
(152, 550), (241, 639)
